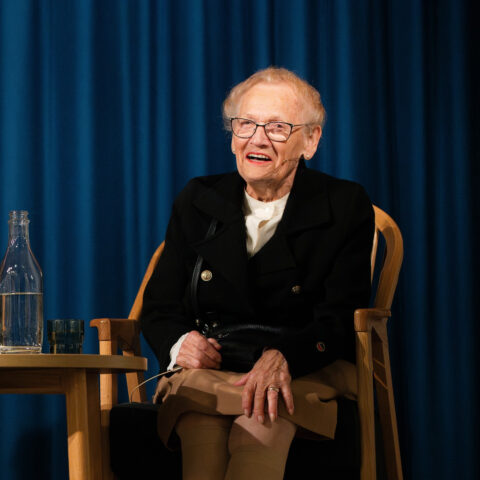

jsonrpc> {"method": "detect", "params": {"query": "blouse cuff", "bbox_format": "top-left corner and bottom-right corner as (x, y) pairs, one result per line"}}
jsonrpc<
(167, 333), (189, 370)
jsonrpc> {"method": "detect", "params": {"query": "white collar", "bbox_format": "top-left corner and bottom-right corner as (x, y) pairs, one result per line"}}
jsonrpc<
(243, 190), (290, 220)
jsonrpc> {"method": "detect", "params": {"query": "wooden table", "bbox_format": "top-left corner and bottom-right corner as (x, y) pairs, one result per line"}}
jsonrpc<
(0, 354), (147, 480)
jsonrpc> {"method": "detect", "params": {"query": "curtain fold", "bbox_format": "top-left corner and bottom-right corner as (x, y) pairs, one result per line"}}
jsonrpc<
(0, 0), (477, 478)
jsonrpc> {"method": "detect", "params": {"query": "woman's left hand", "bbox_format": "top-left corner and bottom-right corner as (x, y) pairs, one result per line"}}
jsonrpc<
(233, 349), (294, 424)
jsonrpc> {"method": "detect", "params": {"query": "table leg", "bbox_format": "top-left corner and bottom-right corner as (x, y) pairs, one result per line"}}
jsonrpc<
(99, 383), (115, 480)
(64, 370), (103, 480)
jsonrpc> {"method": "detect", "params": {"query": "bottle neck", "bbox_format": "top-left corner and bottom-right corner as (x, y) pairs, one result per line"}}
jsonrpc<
(10, 224), (29, 240)
(8, 212), (30, 244)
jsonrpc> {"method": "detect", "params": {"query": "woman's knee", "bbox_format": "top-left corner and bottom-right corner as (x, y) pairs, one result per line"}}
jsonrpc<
(228, 414), (296, 453)
(176, 411), (233, 435)
(176, 412), (234, 449)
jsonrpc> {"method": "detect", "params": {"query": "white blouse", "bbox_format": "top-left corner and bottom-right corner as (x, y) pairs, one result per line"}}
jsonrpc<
(243, 190), (289, 256)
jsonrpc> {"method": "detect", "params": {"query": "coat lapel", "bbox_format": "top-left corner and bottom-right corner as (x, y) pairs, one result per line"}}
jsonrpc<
(281, 163), (331, 234)
(190, 173), (251, 310)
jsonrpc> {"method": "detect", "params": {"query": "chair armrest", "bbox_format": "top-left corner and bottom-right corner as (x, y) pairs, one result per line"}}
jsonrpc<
(354, 308), (391, 332)
(90, 318), (141, 354)
(90, 318), (147, 404)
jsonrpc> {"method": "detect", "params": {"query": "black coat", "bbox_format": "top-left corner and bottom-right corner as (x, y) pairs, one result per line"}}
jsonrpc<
(141, 162), (374, 378)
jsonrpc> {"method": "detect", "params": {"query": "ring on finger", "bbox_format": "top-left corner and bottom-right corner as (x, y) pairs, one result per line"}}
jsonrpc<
(267, 385), (280, 393)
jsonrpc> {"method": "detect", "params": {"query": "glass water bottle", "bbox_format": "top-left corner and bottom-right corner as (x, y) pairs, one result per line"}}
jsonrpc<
(0, 211), (43, 353)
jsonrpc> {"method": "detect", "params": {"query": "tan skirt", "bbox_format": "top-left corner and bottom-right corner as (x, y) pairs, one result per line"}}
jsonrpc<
(154, 359), (357, 448)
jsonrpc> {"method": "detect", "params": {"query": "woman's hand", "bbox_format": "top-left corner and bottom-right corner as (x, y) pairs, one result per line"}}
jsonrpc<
(234, 349), (294, 424)
(176, 330), (222, 369)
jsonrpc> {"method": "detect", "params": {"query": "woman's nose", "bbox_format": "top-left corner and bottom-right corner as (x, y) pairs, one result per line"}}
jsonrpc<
(249, 125), (271, 146)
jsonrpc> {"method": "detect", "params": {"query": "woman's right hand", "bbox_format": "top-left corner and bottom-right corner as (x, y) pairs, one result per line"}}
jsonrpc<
(175, 330), (222, 369)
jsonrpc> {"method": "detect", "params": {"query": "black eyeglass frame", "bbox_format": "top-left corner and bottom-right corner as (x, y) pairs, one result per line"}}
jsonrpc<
(230, 117), (309, 142)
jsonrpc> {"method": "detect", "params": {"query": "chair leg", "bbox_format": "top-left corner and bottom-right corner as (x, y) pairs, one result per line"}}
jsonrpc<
(98, 339), (118, 480)
(124, 349), (147, 403)
(372, 328), (403, 480)
(356, 331), (377, 480)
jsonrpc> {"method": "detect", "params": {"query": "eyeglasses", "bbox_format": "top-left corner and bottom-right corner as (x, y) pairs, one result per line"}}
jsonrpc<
(230, 117), (309, 142)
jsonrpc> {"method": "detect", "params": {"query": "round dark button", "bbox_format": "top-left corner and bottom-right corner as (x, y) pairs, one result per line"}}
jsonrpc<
(291, 285), (302, 294)
(316, 342), (326, 352)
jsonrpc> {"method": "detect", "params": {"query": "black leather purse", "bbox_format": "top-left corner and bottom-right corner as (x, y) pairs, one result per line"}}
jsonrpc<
(209, 322), (292, 372)
(190, 219), (292, 372)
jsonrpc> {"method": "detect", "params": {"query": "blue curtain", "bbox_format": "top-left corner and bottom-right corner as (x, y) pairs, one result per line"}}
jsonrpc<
(0, 0), (477, 478)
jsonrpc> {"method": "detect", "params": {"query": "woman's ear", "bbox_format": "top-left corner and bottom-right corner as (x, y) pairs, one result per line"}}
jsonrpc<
(304, 125), (322, 159)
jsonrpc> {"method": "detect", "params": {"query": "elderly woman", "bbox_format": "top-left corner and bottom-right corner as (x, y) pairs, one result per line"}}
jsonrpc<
(141, 67), (373, 480)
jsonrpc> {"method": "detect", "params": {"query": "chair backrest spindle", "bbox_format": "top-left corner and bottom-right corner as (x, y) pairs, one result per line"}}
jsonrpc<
(128, 242), (165, 321)
(372, 206), (403, 310)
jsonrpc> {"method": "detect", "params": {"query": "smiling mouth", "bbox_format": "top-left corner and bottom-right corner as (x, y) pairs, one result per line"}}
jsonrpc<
(247, 153), (271, 162)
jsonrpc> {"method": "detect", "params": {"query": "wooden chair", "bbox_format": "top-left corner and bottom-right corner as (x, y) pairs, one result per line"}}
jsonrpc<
(355, 206), (404, 480)
(90, 242), (164, 480)
(91, 205), (403, 480)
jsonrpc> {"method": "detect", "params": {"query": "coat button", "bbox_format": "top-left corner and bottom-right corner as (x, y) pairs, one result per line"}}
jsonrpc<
(195, 319), (201, 326)
(201, 270), (213, 282)
(291, 285), (302, 294)
(316, 342), (326, 352)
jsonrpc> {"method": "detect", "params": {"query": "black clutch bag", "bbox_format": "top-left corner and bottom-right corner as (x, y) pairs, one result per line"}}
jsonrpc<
(209, 323), (291, 372)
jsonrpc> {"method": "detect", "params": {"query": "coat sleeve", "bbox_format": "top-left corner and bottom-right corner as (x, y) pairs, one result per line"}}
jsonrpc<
(267, 184), (374, 378)
(140, 199), (194, 371)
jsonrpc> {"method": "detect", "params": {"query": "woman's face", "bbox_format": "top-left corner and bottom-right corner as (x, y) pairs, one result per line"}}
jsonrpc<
(232, 82), (321, 200)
